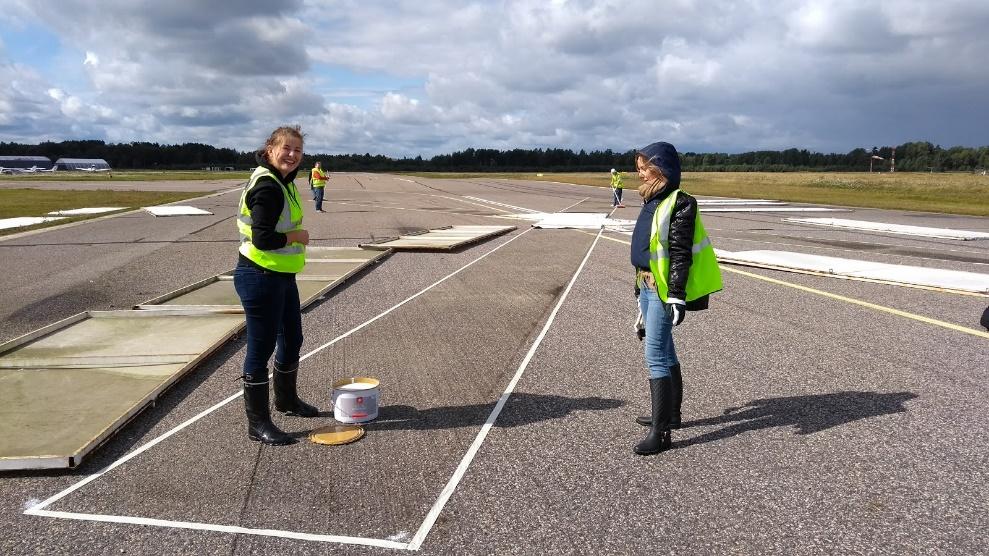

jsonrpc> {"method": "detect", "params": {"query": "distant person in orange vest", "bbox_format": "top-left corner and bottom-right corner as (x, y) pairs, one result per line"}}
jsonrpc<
(310, 161), (328, 213)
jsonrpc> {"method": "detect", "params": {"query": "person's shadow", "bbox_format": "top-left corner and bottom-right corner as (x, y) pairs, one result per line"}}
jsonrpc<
(365, 393), (624, 431)
(675, 391), (918, 449)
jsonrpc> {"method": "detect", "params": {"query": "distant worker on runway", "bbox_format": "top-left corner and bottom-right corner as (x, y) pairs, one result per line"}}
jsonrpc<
(610, 168), (625, 208)
(310, 161), (328, 213)
(234, 125), (319, 446)
(629, 141), (722, 455)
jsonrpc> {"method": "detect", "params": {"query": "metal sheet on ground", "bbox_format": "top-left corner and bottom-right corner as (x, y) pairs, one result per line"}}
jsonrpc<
(0, 310), (244, 470)
(360, 225), (515, 251)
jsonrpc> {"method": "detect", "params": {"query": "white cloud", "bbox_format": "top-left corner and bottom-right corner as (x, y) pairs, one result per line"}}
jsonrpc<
(0, 0), (986, 156)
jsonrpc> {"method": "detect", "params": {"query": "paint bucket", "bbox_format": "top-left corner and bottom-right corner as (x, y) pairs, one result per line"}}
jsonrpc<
(330, 377), (380, 423)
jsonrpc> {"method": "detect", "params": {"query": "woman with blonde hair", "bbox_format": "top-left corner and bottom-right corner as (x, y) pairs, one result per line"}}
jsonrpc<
(629, 141), (722, 455)
(234, 125), (319, 446)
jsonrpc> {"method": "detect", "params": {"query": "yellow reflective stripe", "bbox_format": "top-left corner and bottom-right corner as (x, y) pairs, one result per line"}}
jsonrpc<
(692, 236), (713, 254)
(237, 166), (306, 273)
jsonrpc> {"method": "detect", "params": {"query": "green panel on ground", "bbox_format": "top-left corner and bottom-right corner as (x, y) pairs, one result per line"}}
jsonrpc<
(0, 311), (244, 470)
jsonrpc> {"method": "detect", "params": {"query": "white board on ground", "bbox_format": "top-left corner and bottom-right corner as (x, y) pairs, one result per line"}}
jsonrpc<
(46, 207), (125, 216)
(716, 249), (989, 293)
(0, 216), (66, 230)
(144, 206), (213, 216)
(784, 217), (989, 240)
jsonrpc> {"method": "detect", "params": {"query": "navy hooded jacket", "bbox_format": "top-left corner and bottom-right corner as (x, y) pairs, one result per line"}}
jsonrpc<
(630, 142), (698, 302)
(630, 141), (682, 270)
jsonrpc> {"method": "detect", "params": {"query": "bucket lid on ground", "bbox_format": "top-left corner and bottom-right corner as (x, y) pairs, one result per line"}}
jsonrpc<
(309, 424), (364, 445)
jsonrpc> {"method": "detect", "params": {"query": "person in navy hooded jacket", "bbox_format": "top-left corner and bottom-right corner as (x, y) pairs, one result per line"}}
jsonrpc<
(629, 141), (722, 455)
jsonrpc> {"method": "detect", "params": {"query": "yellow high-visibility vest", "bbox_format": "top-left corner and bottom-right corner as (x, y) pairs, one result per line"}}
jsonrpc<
(237, 166), (305, 273)
(611, 172), (624, 190)
(648, 190), (722, 302)
(310, 167), (328, 188)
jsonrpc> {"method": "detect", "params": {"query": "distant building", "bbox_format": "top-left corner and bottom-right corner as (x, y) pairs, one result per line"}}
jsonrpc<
(55, 158), (112, 171)
(0, 155), (53, 169)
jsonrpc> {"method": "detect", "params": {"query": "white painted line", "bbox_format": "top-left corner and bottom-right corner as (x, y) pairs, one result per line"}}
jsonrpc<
(24, 227), (534, 550)
(533, 212), (608, 229)
(463, 195), (540, 214)
(301, 228), (531, 360)
(697, 199), (784, 205)
(784, 217), (989, 240)
(25, 509), (408, 550)
(25, 390), (244, 513)
(407, 226), (604, 551)
(701, 207), (847, 212)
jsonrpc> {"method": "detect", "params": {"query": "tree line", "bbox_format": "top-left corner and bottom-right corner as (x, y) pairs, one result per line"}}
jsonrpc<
(2, 140), (987, 173)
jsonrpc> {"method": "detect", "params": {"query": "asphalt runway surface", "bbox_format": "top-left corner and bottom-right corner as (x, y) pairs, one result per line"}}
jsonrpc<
(1, 174), (987, 555)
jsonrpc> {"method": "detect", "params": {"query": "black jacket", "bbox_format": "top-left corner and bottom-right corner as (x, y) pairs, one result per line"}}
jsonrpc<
(630, 181), (697, 302)
(237, 154), (301, 272)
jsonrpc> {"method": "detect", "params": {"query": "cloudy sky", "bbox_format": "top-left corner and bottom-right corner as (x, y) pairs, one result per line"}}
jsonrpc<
(1, 0), (987, 157)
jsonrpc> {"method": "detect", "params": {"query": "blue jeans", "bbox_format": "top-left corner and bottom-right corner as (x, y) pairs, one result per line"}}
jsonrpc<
(639, 286), (678, 379)
(233, 263), (303, 381)
(313, 186), (324, 211)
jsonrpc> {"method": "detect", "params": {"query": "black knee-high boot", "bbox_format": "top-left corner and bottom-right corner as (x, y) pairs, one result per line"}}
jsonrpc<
(273, 361), (319, 417)
(244, 377), (295, 445)
(636, 364), (682, 428)
(670, 364), (682, 428)
(634, 376), (672, 456)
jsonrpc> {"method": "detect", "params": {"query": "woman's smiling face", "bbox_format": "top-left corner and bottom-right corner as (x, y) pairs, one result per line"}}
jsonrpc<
(267, 136), (303, 176)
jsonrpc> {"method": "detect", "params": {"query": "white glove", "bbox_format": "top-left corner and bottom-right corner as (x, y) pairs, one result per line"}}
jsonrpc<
(634, 308), (645, 340)
(666, 297), (686, 326)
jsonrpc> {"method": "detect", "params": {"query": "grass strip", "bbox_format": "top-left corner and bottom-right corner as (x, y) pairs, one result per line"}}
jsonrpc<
(400, 171), (989, 216)
(0, 189), (211, 236)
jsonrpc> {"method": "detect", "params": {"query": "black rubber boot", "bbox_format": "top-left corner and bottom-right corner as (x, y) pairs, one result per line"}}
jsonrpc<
(670, 363), (682, 428)
(636, 364), (682, 429)
(244, 377), (296, 446)
(634, 376), (672, 456)
(273, 361), (319, 417)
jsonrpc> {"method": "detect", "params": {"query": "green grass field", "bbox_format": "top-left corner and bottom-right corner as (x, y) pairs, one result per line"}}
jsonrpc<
(0, 170), (250, 182)
(0, 189), (210, 236)
(401, 171), (989, 216)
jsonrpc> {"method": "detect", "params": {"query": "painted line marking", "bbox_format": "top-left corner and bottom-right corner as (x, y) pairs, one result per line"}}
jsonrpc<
(23, 194), (600, 550)
(595, 234), (989, 339)
(723, 266), (989, 339)
(25, 228), (534, 551)
(407, 226), (604, 550)
(24, 509), (408, 550)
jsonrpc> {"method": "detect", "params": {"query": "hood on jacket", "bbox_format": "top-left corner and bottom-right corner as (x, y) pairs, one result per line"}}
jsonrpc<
(637, 141), (681, 189)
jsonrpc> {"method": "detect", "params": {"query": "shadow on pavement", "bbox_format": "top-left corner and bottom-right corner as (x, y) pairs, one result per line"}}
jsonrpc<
(366, 393), (625, 431)
(675, 391), (918, 449)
